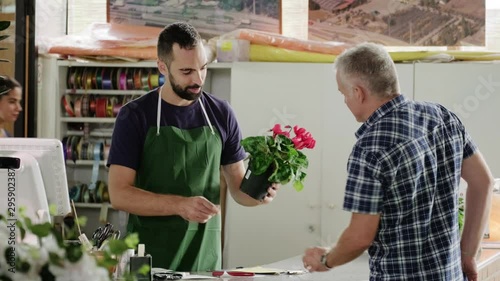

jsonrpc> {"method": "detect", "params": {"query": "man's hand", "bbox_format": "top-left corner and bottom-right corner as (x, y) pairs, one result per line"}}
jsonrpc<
(461, 254), (478, 281)
(260, 183), (280, 204)
(178, 196), (220, 223)
(302, 246), (330, 272)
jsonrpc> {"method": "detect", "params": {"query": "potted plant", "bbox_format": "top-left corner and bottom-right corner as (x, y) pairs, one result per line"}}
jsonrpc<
(240, 124), (316, 200)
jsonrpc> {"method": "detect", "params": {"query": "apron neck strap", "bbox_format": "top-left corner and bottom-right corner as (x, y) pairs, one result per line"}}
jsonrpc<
(199, 99), (215, 135)
(156, 89), (215, 136)
(157, 89), (162, 136)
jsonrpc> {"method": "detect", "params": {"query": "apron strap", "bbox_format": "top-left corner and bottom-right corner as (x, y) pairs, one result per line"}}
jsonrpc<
(199, 100), (215, 135)
(156, 89), (162, 136)
(156, 89), (215, 136)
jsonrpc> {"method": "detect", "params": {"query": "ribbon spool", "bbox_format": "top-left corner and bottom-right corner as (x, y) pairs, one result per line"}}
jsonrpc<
(62, 95), (75, 117)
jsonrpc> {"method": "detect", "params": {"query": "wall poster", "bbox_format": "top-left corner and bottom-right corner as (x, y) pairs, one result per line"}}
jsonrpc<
(309, 0), (486, 47)
(108, 0), (280, 40)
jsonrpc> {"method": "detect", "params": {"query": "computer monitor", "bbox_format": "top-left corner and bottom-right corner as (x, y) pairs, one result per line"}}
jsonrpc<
(0, 138), (71, 223)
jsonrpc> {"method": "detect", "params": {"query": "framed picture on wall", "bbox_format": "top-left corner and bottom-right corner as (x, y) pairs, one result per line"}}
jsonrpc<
(308, 0), (485, 47)
(108, 0), (280, 40)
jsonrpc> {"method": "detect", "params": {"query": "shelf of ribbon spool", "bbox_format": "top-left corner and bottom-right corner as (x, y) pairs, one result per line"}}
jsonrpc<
(57, 59), (232, 69)
(62, 136), (109, 166)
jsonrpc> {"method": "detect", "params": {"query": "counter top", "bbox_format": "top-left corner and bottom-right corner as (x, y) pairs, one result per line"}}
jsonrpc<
(179, 248), (500, 281)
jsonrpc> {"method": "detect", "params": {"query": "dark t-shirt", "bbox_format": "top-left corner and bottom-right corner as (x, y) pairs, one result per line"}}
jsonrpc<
(107, 89), (246, 170)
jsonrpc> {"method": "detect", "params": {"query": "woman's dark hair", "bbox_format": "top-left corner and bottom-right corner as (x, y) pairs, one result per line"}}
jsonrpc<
(0, 75), (21, 97)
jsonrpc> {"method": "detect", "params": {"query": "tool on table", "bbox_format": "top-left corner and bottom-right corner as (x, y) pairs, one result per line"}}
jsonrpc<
(91, 222), (120, 249)
(70, 199), (93, 251)
(153, 272), (183, 280)
(212, 270), (255, 277)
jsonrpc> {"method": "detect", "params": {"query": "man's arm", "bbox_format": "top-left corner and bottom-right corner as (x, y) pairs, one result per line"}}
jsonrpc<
(303, 212), (380, 272)
(108, 164), (220, 223)
(460, 152), (494, 257)
(221, 161), (279, 206)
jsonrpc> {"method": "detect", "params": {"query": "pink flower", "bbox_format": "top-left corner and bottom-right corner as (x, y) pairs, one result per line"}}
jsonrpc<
(270, 124), (290, 138)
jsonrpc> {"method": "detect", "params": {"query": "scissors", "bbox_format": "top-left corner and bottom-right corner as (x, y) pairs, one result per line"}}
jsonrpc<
(91, 223), (114, 248)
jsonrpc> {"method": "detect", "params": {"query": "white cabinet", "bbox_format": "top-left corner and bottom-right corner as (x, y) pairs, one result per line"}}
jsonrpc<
(224, 62), (415, 268)
(413, 63), (500, 179)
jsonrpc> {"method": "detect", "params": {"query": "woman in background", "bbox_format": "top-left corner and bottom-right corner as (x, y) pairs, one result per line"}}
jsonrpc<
(0, 75), (22, 137)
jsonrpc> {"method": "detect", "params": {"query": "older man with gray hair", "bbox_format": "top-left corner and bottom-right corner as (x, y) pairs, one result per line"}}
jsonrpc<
(303, 42), (493, 281)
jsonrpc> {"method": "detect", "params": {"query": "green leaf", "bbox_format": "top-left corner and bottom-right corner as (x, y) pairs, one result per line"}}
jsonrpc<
(49, 252), (64, 267)
(138, 264), (151, 276)
(0, 35), (9, 42)
(16, 259), (30, 273)
(124, 233), (139, 249)
(107, 239), (130, 255)
(293, 180), (304, 192)
(65, 243), (83, 263)
(30, 222), (53, 237)
(0, 21), (10, 31)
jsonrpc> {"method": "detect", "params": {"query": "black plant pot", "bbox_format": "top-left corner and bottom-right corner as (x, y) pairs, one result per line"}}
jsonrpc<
(240, 163), (274, 200)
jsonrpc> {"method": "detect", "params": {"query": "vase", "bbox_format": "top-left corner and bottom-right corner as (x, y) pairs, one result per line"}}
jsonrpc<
(240, 162), (274, 200)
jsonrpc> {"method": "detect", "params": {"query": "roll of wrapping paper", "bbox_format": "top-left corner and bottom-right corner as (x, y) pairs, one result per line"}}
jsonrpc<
(81, 184), (90, 203)
(81, 94), (90, 117)
(68, 68), (76, 89)
(96, 68), (103, 89)
(95, 98), (107, 117)
(65, 136), (73, 160)
(126, 68), (134, 90)
(111, 68), (118, 90)
(113, 102), (122, 117)
(62, 95), (75, 117)
(74, 97), (82, 117)
(62, 137), (68, 160)
(141, 69), (150, 91)
(134, 68), (142, 90)
(96, 180), (105, 203)
(69, 184), (83, 202)
(75, 68), (83, 89)
(106, 97), (117, 117)
(76, 136), (83, 160)
(104, 144), (110, 162)
(148, 69), (159, 90)
(118, 68), (127, 90)
(86, 141), (93, 161)
(249, 44), (336, 63)
(102, 68), (112, 90)
(81, 142), (88, 161)
(83, 67), (92, 90)
(89, 96), (96, 116)
(70, 135), (79, 162)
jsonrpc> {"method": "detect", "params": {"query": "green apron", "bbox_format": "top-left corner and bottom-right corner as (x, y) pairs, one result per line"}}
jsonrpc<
(128, 91), (222, 271)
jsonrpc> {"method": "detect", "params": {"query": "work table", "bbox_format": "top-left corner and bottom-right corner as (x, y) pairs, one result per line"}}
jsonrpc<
(182, 248), (500, 280)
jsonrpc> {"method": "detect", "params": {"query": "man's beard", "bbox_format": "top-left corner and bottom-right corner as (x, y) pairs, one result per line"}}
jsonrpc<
(169, 73), (202, 101)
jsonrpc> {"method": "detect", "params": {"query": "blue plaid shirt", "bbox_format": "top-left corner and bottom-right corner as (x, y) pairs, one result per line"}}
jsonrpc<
(343, 95), (477, 281)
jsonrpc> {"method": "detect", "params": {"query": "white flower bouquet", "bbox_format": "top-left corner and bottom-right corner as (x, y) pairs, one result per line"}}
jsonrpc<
(0, 208), (139, 281)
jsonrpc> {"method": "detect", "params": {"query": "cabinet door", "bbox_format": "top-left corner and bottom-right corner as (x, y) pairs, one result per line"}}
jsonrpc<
(225, 62), (331, 268)
(414, 63), (500, 178)
(320, 63), (415, 246)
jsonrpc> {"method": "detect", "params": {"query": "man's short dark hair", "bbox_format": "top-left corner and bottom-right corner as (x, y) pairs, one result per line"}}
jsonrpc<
(157, 22), (202, 66)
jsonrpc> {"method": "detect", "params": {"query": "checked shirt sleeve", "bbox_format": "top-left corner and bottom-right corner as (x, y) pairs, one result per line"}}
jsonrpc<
(343, 145), (384, 215)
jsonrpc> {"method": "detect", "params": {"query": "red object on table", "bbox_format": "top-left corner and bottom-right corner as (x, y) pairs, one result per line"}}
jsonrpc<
(212, 271), (255, 277)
